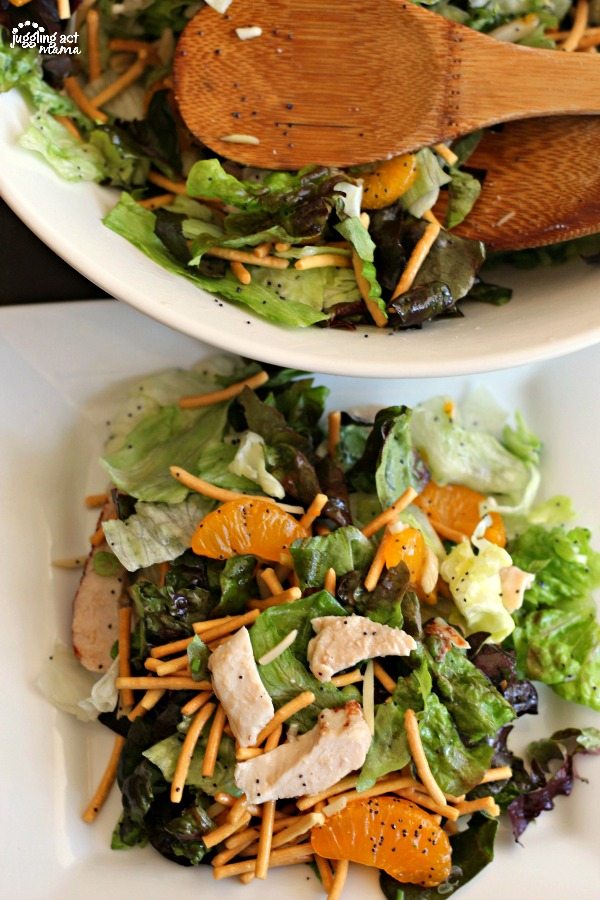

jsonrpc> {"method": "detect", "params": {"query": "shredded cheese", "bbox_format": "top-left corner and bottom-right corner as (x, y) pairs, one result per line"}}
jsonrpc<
(391, 217), (441, 300)
(92, 51), (148, 109)
(433, 142), (458, 166)
(252, 242), (272, 258)
(115, 675), (210, 690)
(196, 609), (259, 643)
(327, 410), (341, 459)
(212, 844), (313, 880)
(563, 0), (589, 50)
(206, 247), (289, 269)
(479, 765), (512, 784)
(395, 787), (459, 821)
(138, 193), (175, 210)
(231, 261), (252, 284)
(147, 171), (187, 195)
(420, 545), (439, 595)
(324, 567), (336, 595)
(363, 528), (389, 591)
(404, 708), (447, 807)
(455, 796), (501, 817)
(259, 567), (284, 596)
(202, 705), (227, 777)
(156, 653), (190, 677)
(51, 556), (85, 569)
(169, 465), (304, 513)
(373, 661), (396, 693)
(328, 860), (349, 900)
(300, 493), (328, 530)
(180, 691), (213, 717)
(235, 25), (263, 40)
(256, 799), (276, 879)
(258, 629), (299, 666)
(248, 587), (303, 612)
(362, 659), (375, 735)
(86, 8), (102, 82)
(255, 691), (315, 745)
(330, 669), (363, 687)
(294, 254), (353, 270)
(64, 77), (108, 123)
(220, 133), (260, 145)
(203, 810), (253, 850)
(81, 735), (125, 823)
(150, 635), (194, 658)
(171, 702), (216, 802)
(179, 370), (268, 409)
(85, 492), (109, 508)
(297, 775), (359, 810)
(322, 796), (347, 817)
(54, 116), (82, 141)
(361, 487), (418, 538)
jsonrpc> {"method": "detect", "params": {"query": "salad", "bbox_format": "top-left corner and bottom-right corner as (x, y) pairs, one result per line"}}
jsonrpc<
(2, 0), (600, 332)
(41, 356), (600, 898)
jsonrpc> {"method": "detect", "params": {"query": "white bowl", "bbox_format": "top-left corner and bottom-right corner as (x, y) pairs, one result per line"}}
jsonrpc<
(2, 90), (600, 378)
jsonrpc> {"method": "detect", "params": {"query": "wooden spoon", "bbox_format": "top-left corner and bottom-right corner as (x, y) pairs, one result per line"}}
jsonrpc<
(445, 116), (600, 250)
(174, 0), (600, 170)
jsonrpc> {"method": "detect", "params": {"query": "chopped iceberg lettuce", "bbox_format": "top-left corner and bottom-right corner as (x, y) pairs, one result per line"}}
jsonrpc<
(441, 539), (516, 642)
(103, 494), (213, 571)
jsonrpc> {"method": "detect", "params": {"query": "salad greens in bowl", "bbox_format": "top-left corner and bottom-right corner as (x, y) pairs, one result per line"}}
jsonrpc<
(41, 353), (600, 899)
(2, 0), (600, 376)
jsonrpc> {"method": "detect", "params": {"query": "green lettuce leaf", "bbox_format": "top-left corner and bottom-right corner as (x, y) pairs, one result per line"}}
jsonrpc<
(19, 112), (105, 181)
(375, 408), (430, 508)
(336, 216), (387, 322)
(418, 693), (494, 795)
(290, 526), (375, 589)
(401, 148), (451, 218)
(187, 635), (210, 681)
(101, 401), (229, 503)
(441, 539), (516, 642)
(144, 731), (240, 796)
(0, 32), (88, 124)
(103, 494), (213, 572)
(427, 642), (515, 743)
(358, 661), (432, 789)
(336, 565), (412, 629)
(445, 169), (482, 229)
(104, 195), (327, 327)
(212, 555), (258, 616)
(411, 396), (534, 507)
(508, 524), (600, 609)
(502, 411), (542, 465)
(250, 592), (360, 730)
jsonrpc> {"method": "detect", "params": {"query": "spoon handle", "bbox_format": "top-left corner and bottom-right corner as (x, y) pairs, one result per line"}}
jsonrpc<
(455, 34), (600, 134)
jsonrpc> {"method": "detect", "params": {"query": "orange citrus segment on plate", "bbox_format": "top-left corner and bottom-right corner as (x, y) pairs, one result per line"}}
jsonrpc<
(381, 526), (425, 583)
(414, 481), (506, 547)
(191, 497), (307, 562)
(311, 796), (452, 887)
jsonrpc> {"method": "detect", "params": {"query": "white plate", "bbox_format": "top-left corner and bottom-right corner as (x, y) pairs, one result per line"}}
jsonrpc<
(1, 300), (599, 900)
(2, 91), (600, 378)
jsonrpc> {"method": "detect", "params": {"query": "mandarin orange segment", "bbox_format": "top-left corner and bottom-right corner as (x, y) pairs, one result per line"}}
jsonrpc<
(381, 527), (426, 583)
(414, 482), (506, 547)
(311, 796), (451, 887)
(361, 154), (418, 209)
(191, 497), (307, 563)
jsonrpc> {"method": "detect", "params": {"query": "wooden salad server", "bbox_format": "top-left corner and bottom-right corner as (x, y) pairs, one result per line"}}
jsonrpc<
(173, 0), (600, 169)
(447, 116), (600, 250)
